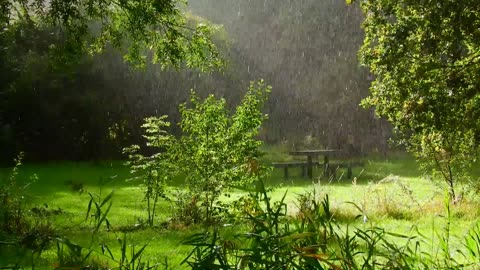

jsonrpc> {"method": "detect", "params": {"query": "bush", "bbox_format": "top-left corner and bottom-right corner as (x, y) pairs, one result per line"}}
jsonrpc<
(0, 153), (57, 268)
(168, 189), (203, 227)
(124, 116), (174, 227)
(126, 80), (271, 225)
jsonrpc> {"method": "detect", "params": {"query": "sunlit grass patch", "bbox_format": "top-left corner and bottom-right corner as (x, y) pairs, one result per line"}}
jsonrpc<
(3, 153), (480, 268)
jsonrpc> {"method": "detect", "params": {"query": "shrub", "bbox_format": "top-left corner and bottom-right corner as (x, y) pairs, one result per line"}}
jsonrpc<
(127, 80), (271, 225)
(0, 153), (57, 268)
(124, 116), (174, 226)
(168, 189), (203, 227)
(170, 80), (271, 224)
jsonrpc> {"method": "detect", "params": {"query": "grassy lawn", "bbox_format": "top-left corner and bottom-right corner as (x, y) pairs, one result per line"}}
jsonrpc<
(1, 153), (480, 268)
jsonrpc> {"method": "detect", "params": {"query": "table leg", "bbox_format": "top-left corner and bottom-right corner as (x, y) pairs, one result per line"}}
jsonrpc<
(323, 155), (329, 177)
(307, 155), (313, 179)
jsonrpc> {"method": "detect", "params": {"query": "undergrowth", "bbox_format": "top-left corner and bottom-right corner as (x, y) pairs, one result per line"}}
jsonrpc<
(181, 180), (480, 269)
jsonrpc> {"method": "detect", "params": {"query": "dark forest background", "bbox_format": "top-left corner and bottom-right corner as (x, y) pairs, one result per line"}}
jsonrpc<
(0, 0), (391, 163)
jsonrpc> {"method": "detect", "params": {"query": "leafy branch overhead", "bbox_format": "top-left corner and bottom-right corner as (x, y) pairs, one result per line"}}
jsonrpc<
(2, 0), (223, 70)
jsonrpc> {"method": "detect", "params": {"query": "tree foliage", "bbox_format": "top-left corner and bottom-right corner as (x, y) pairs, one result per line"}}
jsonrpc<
(355, 0), (480, 198)
(123, 116), (173, 226)
(1, 0), (222, 70)
(171, 80), (270, 223)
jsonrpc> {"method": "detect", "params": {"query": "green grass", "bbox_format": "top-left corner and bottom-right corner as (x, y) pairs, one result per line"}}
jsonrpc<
(1, 153), (480, 268)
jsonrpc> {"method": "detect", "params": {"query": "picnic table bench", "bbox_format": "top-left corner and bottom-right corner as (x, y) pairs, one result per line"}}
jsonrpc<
(272, 149), (364, 180)
(271, 161), (318, 179)
(290, 149), (340, 179)
(320, 161), (365, 180)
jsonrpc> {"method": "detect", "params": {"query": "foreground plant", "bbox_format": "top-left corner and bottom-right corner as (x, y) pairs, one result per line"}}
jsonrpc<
(182, 180), (480, 269)
(55, 186), (164, 270)
(0, 153), (56, 269)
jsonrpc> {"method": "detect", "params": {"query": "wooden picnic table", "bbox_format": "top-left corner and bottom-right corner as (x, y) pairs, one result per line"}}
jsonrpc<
(289, 149), (343, 179)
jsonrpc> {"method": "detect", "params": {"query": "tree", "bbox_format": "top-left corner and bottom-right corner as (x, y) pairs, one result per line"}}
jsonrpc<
(124, 116), (173, 226)
(125, 80), (271, 225)
(171, 80), (270, 223)
(1, 0), (221, 70)
(353, 0), (480, 199)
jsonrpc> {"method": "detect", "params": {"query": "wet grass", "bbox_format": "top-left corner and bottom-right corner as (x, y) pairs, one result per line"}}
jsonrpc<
(1, 152), (480, 268)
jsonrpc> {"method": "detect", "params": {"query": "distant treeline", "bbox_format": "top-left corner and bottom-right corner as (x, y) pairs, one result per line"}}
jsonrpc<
(0, 0), (391, 163)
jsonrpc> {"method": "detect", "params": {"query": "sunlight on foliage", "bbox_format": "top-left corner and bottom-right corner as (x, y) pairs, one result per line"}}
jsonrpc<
(1, 0), (223, 70)
(358, 0), (480, 200)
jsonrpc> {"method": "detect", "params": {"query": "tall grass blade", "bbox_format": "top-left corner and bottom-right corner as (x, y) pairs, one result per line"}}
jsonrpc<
(100, 190), (115, 208)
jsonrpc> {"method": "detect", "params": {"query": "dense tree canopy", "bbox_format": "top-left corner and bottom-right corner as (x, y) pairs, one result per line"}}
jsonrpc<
(356, 0), (480, 198)
(1, 0), (221, 69)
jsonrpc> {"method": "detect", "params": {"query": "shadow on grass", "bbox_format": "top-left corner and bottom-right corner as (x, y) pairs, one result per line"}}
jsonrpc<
(0, 161), (134, 195)
(0, 154), (424, 197)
